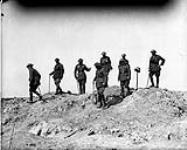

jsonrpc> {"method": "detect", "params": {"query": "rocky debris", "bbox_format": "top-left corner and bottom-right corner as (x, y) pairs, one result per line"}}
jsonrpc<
(1, 87), (187, 149)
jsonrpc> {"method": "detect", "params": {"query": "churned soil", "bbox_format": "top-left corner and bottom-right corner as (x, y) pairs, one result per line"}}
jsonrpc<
(1, 87), (187, 150)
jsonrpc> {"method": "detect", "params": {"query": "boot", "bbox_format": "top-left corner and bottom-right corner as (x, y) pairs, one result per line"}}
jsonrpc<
(156, 76), (159, 88)
(28, 92), (34, 103)
(96, 95), (102, 108)
(101, 96), (108, 109)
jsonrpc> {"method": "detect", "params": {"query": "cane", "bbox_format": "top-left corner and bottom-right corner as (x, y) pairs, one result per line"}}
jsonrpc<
(76, 80), (80, 94)
(134, 67), (141, 90)
(48, 75), (51, 93)
(146, 74), (150, 88)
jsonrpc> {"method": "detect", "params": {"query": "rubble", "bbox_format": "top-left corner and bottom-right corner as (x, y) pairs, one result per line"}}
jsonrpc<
(1, 87), (187, 149)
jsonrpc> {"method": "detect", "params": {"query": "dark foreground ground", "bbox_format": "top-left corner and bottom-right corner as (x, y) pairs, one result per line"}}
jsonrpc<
(1, 86), (187, 150)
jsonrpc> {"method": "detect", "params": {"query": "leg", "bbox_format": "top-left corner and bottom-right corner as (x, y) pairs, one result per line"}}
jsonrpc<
(149, 72), (154, 87)
(156, 71), (160, 88)
(29, 90), (33, 102)
(96, 87), (103, 108)
(120, 81), (125, 98)
(55, 79), (62, 94)
(99, 87), (107, 109)
(78, 81), (82, 94)
(124, 80), (130, 96)
(82, 81), (86, 94)
(32, 84), (42, 100)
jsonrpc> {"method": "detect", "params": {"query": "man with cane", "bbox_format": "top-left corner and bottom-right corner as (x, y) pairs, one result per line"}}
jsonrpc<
(49, 58), (64, 95)
(26, 63), (42, 103)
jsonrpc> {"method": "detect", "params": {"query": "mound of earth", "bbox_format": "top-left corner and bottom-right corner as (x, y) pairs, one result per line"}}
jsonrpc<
(1, 87), (187, 150)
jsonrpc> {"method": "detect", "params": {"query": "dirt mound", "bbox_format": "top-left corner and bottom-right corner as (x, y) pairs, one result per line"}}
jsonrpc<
(1, 87), (187, 149)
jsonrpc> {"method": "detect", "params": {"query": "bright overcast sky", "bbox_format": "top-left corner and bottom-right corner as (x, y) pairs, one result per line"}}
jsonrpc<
(1, 0), (187, 97)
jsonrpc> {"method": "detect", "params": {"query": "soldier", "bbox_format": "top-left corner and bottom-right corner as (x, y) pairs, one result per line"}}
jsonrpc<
(118, 54), (131, 98)
(100, 51), (112, 87)
(149, 50), (165, 88)
(49, 58), (64, 95)
(26, 63), (42, 103)
(74, 58), (91, 94)
(93, 62), (108, 109)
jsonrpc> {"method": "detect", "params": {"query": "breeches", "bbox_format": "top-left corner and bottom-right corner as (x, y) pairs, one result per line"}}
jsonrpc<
(149, 71), (160, 77)
(54, 78), (62, 86)
(120, 80), (130, 88)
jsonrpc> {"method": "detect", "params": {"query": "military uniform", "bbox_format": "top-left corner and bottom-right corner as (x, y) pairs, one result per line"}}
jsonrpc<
(74, 60), (91, 94)
(149, 50), (165, 88)
(118, 58), (131, 97)
(93, 63), (107, 109)
(100, 53), (112, 87)
(27, 64), (42, 102)
(50, 59), (64, 94)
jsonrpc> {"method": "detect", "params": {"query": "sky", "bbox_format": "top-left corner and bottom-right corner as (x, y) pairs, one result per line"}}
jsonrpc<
(1, 0), (187, 97)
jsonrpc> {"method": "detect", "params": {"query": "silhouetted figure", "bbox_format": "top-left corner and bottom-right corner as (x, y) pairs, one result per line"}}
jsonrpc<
(93, 62), (108, 109)
(26, 63), (42, 103)
(74, 58), (91, 94)
(149, 50), (165, 88)
(49, 58), (64, 95)
(118, 54), (131, 98)
(100, 51), (112, 87)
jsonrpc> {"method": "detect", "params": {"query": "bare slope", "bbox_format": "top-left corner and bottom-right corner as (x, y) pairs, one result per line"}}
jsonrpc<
(1, 87), (187, 150)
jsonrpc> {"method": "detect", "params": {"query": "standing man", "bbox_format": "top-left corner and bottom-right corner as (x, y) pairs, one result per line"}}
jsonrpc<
(100, 51), (112, 87)
(93, 62), (107, 109)
(118, 54), (131, 98)
(49, 58), (64, 95)
(26, 63), (42, 103)
(74, 58), (91, 94)
(149, 50), (165, 88)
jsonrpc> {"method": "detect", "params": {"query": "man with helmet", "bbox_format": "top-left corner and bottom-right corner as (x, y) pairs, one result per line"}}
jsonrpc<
(100, 51), (112, 87)
(74, 58), (91, 94)
(93, 62), (108, 109)
(49, 58), (64, 95)
(118, 54), (131, 98)
(26, 63), (42, 103)
(149, 49), (165, 88)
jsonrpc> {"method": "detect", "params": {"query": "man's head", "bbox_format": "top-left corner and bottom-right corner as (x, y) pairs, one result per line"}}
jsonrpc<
(121, 53), (126, 58)
(94, 62), (102, 69)
(78, 58), (83, 64)
(101, 51), (106, 56)
(151, 49), (157, 55)
(55, 58), (60, 63)
(26, 63), (33, 69)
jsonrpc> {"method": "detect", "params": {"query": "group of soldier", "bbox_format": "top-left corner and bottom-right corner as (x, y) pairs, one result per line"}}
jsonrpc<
(26, 49), (165, 109)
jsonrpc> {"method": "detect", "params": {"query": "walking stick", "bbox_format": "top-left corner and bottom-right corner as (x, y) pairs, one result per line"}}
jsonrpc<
(76, 80), (80, 94)
(146, 74), (150, 88)
(48, 75), (51, 93)
(134, 67), (141, 90)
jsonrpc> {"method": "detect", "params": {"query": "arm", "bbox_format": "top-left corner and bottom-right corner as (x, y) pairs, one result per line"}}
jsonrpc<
(49, 71), (54, 76)
(118, 64), (120, 81)
(108, 57), (112, 69)
(74, 65), (78, 79)
(128, 65), (131, 80)
(159, 56), (165, 66)
(93, 71), (97, 82)
(61, 64), (64, 75)
(29, 69), (34, 82)
(84, 65), (91, 72)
